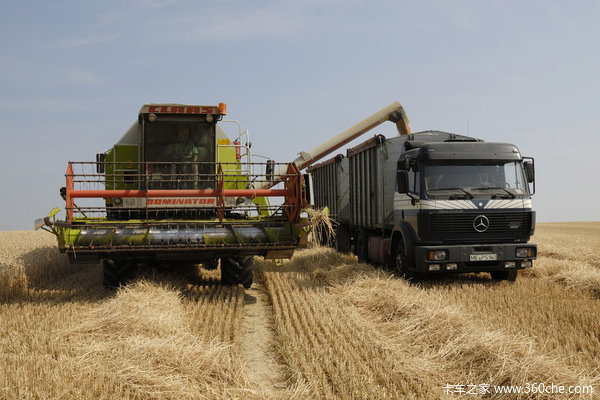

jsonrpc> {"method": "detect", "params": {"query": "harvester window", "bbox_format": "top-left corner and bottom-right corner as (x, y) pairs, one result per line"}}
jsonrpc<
(144, 121), (214, 164)
(144, 120), (215, 189)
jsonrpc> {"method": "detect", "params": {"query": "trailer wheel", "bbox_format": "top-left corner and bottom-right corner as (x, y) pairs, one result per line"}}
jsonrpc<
(103, 259), (135, 288)
(356, 229), (369, 263)
(334, 224), (351, 253)
(221, 256), (254, 289)
(490, 269), (518, 281)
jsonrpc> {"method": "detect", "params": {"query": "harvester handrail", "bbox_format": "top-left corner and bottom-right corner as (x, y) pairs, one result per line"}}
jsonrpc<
(64, 161), (305, 224)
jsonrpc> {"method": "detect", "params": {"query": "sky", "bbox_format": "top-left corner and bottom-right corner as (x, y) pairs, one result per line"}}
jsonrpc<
(0, 0), (599, 230)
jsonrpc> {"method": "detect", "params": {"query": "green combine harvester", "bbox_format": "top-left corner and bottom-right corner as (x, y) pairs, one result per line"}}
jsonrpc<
(36, 103), (309, 289)
(37, 101), (411, 289)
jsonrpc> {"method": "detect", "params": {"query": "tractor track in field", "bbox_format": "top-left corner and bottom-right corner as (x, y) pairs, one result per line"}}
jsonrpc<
(240, 281), (288, 391)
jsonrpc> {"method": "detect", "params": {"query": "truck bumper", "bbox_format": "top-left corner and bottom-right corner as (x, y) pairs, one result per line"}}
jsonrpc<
(413, 243), (537, 273)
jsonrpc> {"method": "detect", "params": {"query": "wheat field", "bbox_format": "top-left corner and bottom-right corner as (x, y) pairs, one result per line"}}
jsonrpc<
(0, 223), (598, 399)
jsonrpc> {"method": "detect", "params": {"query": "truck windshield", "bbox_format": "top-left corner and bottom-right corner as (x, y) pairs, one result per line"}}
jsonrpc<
(424, 162), (528, 199)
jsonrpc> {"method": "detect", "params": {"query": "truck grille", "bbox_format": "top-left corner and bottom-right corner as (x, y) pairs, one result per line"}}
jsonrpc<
(421, 211), (533, 242)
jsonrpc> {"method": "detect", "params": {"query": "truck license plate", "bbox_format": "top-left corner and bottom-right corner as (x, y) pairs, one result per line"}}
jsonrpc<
(470, 253), (497, 261)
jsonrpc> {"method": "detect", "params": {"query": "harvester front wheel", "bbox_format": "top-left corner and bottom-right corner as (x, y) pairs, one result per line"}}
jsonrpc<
(221, 256), (254, 289)
(102, 258), (135, 288)
(202, 259), (219, 271)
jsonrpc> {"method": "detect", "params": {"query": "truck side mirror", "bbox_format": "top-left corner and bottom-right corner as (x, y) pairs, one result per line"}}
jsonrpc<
(524, 160), (534, 183)
(397, 170), (408, 193)
(96, 153), (106, 174)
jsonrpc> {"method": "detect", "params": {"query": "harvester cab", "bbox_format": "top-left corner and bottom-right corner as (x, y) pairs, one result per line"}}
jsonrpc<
(37, 103), (309, 289)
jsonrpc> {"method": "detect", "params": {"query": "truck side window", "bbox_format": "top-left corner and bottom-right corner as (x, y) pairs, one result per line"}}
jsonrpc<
(408, 164), (420, 194)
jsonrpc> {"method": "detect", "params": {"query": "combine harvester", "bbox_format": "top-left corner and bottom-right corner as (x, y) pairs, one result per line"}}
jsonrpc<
(37, 102), (410, 288)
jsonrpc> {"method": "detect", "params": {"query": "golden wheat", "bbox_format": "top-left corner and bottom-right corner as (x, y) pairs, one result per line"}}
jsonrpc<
(0, 232), (279, 399)
(0, 231), (91, 301)
(0, 275), (277, 400)
(1, 223), (599, 399)
(523, 222), (600, 292)
(257, 243), (598, 399)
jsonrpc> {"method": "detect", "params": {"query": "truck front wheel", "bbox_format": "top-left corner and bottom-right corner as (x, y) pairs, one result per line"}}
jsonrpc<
(221, 256), (254, 289)
(490, 269), (518, 281)
(394, 240), (415, 280)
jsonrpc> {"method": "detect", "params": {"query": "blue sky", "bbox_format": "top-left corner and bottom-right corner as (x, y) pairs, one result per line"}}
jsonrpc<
(0, 0), (599, 229)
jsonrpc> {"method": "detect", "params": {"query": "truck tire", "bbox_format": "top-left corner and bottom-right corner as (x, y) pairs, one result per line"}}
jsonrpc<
(103, 258), (135, 288)
(334, 224), (351, 253)
(394, 239), (415, 280)
(490, 269), (518, 281)
(221, 256), (254, 289)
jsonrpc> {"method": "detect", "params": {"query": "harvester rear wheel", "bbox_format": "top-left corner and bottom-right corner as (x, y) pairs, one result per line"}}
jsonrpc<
(221, 256), (254, 289)
(490, 269), (518, 281)
(102, 258), (135, 288)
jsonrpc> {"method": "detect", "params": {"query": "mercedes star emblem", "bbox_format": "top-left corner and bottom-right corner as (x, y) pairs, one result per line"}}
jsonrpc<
(473, 215), (490, 232)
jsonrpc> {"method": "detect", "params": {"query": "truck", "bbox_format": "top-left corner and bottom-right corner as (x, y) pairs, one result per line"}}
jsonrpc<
(309, 127), (537, 281)
(36, 103), (311, 289)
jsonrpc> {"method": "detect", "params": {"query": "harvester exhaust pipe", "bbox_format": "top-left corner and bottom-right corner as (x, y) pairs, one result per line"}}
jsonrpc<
(258, 101), (410, 188)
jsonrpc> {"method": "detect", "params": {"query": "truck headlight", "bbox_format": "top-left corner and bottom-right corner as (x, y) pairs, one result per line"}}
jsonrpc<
(427, 250), (448, 261)
(516, 247), (534, 258)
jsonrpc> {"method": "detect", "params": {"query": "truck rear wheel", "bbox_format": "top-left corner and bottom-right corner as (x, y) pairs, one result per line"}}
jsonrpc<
(334, 224), (351, 253)
(490, 269), (518, 281)
(102, 258), (135, 288)
(221, 256), (254, 289)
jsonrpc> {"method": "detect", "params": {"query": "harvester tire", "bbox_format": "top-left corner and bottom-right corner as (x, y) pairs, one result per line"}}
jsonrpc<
(102, 258), (135, 288)
(221, 256), (254, 289)
(202, 259), (219, 271)
(334, 224), (351, 253)
(490, 269), (518, 282)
